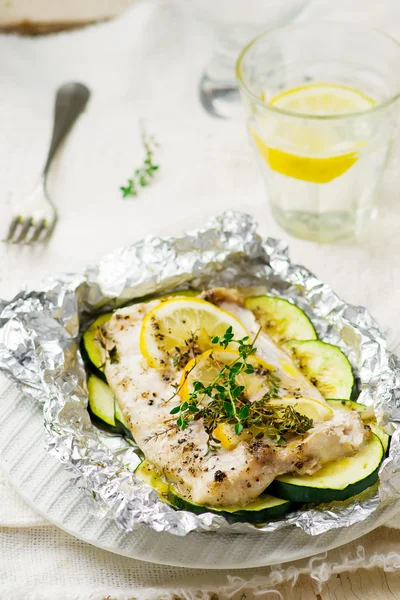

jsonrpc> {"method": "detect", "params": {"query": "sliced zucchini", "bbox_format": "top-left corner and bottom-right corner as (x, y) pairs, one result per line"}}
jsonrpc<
(114, 397), (134, 441)
(245, 296), (317, 345)
(87, 374), (133, 440)
(135, 460), (169, 500)
(370, 424), (390, 453)
(87, 373), (119, 433)
(270, 432), (384, 503)
(327, 399), (390, 452)
(282, 340), (354, 399)
(168, 487), (293, 523)
(81, 313), (112, 378)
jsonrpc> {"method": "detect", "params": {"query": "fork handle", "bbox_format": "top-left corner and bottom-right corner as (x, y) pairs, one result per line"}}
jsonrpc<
(43, 82), (90, 177)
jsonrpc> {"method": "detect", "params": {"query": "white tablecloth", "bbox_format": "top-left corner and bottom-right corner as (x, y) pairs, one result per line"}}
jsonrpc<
(1, 0), (400, 597)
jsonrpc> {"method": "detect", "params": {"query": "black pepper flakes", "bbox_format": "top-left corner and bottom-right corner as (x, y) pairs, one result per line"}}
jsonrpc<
(214, 470), (227, 483)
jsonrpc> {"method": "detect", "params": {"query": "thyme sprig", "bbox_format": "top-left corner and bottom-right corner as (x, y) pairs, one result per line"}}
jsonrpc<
(169, 326), (314, 444)
(120, 126), (159, 198)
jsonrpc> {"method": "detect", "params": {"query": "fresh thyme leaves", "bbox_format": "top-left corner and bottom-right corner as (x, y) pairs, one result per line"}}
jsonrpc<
(170, 397), (199, 431)
(169, 326), (314, 444)
(172, 332), (202, 370)
(247, 403), (313, 445)
(120, 126), (159, 199)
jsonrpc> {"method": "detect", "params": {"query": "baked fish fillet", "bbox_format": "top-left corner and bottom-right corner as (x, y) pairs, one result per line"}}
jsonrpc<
(102, 294), (369, 507)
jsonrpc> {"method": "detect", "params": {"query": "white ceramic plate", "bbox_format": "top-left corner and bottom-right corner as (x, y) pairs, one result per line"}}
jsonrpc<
(1, 376), (399, 569)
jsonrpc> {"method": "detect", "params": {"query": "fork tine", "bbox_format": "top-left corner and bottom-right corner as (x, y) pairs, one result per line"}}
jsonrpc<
(42, 218), (57, 243)
(29, 219), (48, 244)
(13, 217), (34, 244)
(5, 216), (23, 242)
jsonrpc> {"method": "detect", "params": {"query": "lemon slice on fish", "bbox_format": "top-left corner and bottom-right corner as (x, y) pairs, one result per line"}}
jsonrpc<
(179, 349), (276, 403)
(140, 298), (248, 369)
(268, 397), (333, 422)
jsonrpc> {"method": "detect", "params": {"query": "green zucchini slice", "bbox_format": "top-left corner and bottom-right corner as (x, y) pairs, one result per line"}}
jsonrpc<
(282, 340), (354, 399)
(369, 424), (390, 453)
(168, 487), (293, 523)
(81, 313), (112, 378)
(327, 399), (390, 452)
(270, 432), (384, 503)
(87, 374), (119, 432)
(87, 374), (134, 440)
(245, 296), (317, 345)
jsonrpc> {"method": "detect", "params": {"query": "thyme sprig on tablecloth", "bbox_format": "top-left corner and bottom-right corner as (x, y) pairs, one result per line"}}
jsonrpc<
(120, 126), (159, 199)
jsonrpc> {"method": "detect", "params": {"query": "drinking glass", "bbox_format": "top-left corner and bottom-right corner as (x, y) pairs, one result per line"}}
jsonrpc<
(194, 0), (311, 119)
(236, 23), (400, 242)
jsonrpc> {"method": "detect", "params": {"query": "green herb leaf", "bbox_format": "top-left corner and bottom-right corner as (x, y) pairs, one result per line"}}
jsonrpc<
(239, 404), (250, 419)
(193, 381), (205, 392)
(120, 126), (159, 199)
(235, 423), (244, 435)
(224, 401), (233, 416)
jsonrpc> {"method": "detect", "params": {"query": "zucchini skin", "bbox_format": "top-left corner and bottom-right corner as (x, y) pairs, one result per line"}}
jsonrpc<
(167, 488), (293, 523)
(80, 336), (107, 381)
(269, 433), (384, 504)
(88, 403), (134, 439)
(80, 313), (113, 380)
(269, 465), (381, 504)
(87, 409), (121, 435)
(87, 374), (134, 440)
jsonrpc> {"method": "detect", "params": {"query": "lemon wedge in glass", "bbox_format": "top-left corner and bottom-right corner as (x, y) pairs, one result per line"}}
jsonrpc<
(252, 83), (375, 183)
(140, 298), (248, 369)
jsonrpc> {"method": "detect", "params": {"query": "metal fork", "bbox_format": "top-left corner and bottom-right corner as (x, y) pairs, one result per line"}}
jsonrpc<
(5, 82), (91, 244)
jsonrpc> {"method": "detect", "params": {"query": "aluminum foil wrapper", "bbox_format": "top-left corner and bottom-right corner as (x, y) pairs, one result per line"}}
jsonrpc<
(0, 211), (399, 537)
